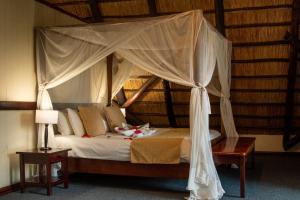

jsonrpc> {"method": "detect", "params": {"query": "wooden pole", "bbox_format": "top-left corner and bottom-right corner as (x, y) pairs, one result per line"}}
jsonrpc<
(283, 0), (300, 150)
(147, 0), (177, 127)
(214, 0), (225, 35)
(106, 54), (113, 106)
(163, 80), (177, 127)
(88, 0), (102, 22)
(215, 0), (226, 136)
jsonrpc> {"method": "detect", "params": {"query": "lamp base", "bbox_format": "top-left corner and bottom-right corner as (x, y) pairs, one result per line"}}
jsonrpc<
(40, 147), (52, 151)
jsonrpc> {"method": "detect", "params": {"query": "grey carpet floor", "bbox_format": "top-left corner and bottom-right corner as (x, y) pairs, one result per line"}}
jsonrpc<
(1, 155), (299, 200)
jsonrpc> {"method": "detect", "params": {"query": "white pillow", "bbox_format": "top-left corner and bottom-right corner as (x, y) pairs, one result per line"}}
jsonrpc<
(67, 108), (85, 137)
(57, 111), (73, 136)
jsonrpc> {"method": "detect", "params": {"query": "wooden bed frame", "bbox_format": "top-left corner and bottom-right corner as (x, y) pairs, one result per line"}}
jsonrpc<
(68, 135), (225, 178)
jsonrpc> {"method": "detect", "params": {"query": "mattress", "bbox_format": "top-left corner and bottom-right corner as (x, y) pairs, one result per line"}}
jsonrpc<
(54, 128), (221, 162)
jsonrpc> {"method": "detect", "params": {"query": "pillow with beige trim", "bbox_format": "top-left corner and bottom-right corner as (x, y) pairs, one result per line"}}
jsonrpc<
(104, 104), (126, 132)
(78, 106), (108, 136)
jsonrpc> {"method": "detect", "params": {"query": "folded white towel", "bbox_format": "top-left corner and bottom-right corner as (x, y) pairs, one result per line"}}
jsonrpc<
(114, 123), (156, 138)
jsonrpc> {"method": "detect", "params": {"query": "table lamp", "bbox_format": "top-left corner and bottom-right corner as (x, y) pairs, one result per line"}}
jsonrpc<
(35, 110), (58, 151)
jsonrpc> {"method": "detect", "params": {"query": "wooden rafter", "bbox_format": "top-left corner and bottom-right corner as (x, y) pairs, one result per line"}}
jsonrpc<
(88, 0), (102, 22)
(122, 76), (159, 108)
(283, 0), (300, 150)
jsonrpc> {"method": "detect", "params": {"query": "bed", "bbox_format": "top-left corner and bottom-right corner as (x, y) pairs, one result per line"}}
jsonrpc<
(36, 10), (237, 198)
(55, 128), (224, 178)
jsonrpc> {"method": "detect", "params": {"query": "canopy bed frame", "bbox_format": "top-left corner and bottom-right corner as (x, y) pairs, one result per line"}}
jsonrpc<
(35, 10), (239, 200)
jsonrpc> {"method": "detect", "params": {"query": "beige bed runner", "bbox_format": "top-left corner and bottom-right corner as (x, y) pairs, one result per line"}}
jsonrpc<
(130, 129), (189, 164)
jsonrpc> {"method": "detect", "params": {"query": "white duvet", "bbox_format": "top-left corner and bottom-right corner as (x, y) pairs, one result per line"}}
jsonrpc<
(54, 128), (221, 162)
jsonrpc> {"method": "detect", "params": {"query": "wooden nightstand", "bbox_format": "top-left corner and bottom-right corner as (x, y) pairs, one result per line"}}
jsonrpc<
(16, 148), (71, 196)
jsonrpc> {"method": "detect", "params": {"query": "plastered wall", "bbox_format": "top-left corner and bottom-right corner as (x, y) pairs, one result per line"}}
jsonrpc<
(0, 0), (83, 188)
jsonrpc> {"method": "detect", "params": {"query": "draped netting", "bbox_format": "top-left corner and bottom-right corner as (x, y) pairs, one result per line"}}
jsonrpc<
(35, 10), (238, 200)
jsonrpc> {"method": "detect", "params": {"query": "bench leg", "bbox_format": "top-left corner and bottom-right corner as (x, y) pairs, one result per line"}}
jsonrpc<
(240, 157), (246, 198)
(251, 147), (255, 169)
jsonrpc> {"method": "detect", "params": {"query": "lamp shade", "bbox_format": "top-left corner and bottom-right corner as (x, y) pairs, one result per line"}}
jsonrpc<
(35, 110), (58, 124)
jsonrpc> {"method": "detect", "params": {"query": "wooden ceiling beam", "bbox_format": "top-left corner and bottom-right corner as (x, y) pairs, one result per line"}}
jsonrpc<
(283, 0), (300, 150)
(88, 0), (102, 22)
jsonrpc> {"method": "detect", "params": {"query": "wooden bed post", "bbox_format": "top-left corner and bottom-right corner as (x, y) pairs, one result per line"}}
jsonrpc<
(107, 54), (113, 106)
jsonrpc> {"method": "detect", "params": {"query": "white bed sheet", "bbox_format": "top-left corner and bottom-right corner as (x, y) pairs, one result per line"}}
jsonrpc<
(54, 128), (221, 162)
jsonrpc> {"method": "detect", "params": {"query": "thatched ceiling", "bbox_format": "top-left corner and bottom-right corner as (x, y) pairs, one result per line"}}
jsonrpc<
(36, 0), (300, 149)
(36, 0), (216, 22)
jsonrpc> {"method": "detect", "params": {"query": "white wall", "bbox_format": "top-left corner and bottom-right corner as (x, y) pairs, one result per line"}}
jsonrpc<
(0, 0), (83, 188)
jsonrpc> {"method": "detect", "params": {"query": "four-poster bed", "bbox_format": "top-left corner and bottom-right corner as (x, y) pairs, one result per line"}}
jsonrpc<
(35, 10), (239, 200)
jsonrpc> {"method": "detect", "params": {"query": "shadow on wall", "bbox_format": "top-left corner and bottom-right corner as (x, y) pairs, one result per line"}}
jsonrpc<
(7, 111), (37, 184)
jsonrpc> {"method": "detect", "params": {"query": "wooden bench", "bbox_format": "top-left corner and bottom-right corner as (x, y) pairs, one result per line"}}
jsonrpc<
(212, 137), (255, 198)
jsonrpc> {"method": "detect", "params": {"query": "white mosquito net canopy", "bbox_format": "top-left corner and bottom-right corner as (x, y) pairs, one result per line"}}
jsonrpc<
(35, 10), (238, 200)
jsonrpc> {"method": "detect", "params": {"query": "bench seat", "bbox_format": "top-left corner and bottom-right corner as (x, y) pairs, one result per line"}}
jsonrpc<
(212, 137), (256, 198)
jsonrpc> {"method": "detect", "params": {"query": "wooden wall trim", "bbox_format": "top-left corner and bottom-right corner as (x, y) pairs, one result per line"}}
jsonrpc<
(0, 183), (19, 196)
(0, 101), (36, 110)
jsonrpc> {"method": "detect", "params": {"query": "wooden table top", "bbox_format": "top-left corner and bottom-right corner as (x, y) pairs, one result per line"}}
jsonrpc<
(16, 148), (71, 155)
(212, 137), (255, 156)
